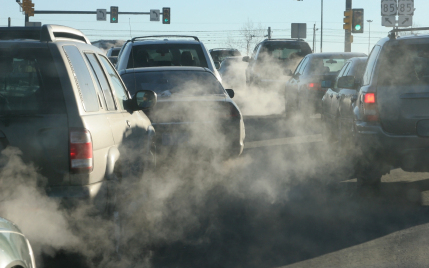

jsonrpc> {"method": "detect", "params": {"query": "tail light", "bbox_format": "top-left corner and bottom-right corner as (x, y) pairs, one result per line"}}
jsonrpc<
(363, 93), (378, 122)
(307, 82), (322, 91)
(70, 129), (93, 173)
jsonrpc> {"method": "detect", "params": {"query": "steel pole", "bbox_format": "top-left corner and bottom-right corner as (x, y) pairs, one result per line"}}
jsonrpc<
(320, 0), (323, 52)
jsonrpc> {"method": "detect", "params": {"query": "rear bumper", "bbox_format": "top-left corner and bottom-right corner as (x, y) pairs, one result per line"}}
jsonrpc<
(355, 121), (429, 171)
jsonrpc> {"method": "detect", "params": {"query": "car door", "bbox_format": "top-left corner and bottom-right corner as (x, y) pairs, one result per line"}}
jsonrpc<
(98, 55), (151, 170)
(325, 62), (350, 129)
(288, 56), (309, 102)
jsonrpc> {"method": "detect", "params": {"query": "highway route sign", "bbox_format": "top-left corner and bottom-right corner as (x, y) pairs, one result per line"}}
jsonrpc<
(398, 0), (414, 15)
(150, 9), (160, 21)
(96, 9), (107, 21)
(398, 15), (412, 27)
(381, 0), (397, 16)
(382, 15), (396, 27)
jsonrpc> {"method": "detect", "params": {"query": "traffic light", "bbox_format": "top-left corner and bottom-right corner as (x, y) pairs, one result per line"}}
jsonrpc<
(162, 7), (170, 24)
(343, 10), (352, 31)
(110, 6), (118, 23)
(22, 0), (35, 17)
(352, 9), (364, 33)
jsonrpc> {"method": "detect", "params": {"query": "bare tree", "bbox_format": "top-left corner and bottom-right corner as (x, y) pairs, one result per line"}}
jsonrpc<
(225, 19), (265, 56)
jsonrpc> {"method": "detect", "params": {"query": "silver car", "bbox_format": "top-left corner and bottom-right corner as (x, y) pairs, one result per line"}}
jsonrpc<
(0, 217), (36, 268)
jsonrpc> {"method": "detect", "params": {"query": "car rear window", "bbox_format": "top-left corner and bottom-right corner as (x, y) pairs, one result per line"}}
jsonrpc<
(121, 71), (224, 96)
(110, 48), (120, 57)
(210, 50), (241, 62)
(259, 42), (311, 61)
(0, 47), (66, 114)
(378, 43), (429, 86)
(128, 44), (208, 69)
(307, 58), (349, 74)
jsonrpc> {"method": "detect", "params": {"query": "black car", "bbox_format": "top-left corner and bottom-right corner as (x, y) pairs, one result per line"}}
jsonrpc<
(346, 30), (429, 186)
(285, 52), (366, 116)
(322, 57), (367, 143)
(120, 67), (245, 159)
(209, 48), (242, 63)
(243, 39), (312, 88)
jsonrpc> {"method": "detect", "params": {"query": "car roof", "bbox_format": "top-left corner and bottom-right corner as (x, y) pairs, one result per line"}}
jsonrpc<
(210, 48), (239, 51)
(120, 66), (211, 74)
(309, 52), (367, 58)
(0, 217), (22, 234)
(261, 38), (306, 43)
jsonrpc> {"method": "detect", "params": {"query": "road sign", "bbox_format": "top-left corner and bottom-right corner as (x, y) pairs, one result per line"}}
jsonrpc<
(381, 0), (397, 16)
(96, 9), (106, 21)
(398, 15), (412, 27)
(291, 23), (307, 39)
(382, 15), (396, 27)
(398, 0), (414, 15)
(150, 9), (160, 21)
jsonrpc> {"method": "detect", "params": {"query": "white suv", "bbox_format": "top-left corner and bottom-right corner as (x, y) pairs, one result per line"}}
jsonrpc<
(115, 35), (222, 83)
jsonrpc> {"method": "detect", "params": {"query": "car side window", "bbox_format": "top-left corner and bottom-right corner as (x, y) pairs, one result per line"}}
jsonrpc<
(252, 44), (260, 60)
(85, 53), (117, 111)
(333, 62), (350, 91)
(63, 46), (99, 112)
(296, 57), (309, 75)
(363, 45), (381, 86)
(99, 56), (129, 110)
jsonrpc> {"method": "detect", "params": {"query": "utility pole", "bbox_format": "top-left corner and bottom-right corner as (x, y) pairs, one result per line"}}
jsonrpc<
(8, 17), (11, 27)
(313, 24), (316, 52)
(345, 0), (352, 52)
(268, 27), (271, 39)
(367, 19), (373, 54)
(320, 0), (323, 52)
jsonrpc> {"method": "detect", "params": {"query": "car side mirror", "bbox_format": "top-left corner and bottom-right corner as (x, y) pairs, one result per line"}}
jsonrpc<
(132, 90), (157, 111)
(108, 56), (118, 65)
(284, 69), (293, 76)
(242, 56), (250, 62)
(337, 76), (355, 89)
(214, 61), (221, 70)
(225, 89), (234, 98)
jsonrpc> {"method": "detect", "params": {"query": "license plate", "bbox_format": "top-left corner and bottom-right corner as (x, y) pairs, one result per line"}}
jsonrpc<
(417, 120), (429, 137)
(162, 132), (189, 146)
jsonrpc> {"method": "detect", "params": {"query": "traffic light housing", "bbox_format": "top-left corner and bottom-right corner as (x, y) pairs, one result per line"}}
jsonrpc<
(343, 10), (352, 31)
(352, 9), (364, 33)
(163, 7), (170, 24)
(22, 0), (35, 17)
(110, 6), (118, 23)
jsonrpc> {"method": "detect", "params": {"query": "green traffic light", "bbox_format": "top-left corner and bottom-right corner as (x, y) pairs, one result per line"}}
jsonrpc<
(113, 18), (116, 21)
(355, 25), (361, 31)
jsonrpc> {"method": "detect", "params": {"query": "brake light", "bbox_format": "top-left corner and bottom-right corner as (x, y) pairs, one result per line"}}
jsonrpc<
(308, 82), (321, 91)
(363, 93), (378, 122)
(70, 129), (93, 173)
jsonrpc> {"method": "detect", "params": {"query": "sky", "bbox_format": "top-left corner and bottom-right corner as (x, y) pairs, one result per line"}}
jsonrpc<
(1, 0), (428, 55)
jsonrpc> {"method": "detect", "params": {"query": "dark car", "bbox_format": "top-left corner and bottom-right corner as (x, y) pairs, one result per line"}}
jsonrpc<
(345, 30), (429, 186)
(322, 57), (367, 143)
(0, 25), (157, 252)
(285, 52), (366, 116)
(106, 46), (121, 65)
(243, 39), (312, 88)
(209, 48), (242, 64)
(120, 67), (245, 159)
(0, 217), (36, 268)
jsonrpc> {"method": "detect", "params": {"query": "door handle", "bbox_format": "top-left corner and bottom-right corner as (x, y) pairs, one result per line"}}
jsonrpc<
(336, 95), (340, 99)
(330, 94), (333, 98)
(126, 120), (131, 127)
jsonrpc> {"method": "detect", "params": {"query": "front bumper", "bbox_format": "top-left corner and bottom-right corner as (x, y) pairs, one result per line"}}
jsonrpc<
(355, 121), (429, 172)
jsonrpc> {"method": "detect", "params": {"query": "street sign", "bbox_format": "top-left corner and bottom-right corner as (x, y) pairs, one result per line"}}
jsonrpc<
(398, 0), (414, 15)
(291, 23), (307, 39)
(150, 9), (160, 21)
(382, 15), (396, 27)
(96, 9), (106, 21)
(381, 0), (397, 16)
(398, 15), (412, 27)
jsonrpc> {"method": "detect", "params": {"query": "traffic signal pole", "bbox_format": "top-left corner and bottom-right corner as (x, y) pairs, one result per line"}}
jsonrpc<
(345, 0), (352, 52)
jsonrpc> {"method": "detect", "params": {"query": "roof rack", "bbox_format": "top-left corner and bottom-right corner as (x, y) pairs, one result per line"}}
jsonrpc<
(0, 24), (90, 44)
(264, 38), (305, 42)
(209, 48), (239, 50)
(131, 35), (200, 42)
(388, 27), (429, 39)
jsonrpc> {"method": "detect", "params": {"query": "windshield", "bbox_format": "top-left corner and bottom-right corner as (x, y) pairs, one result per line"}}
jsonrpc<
(378, 43), (429, 86)
(0, 47), (66, 114)
(121, 70), (225, 96)
(128, 44), (208, 69)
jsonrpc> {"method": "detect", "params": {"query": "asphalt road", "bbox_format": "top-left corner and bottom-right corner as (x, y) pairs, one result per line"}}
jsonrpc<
(41, 115), (429, 268)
